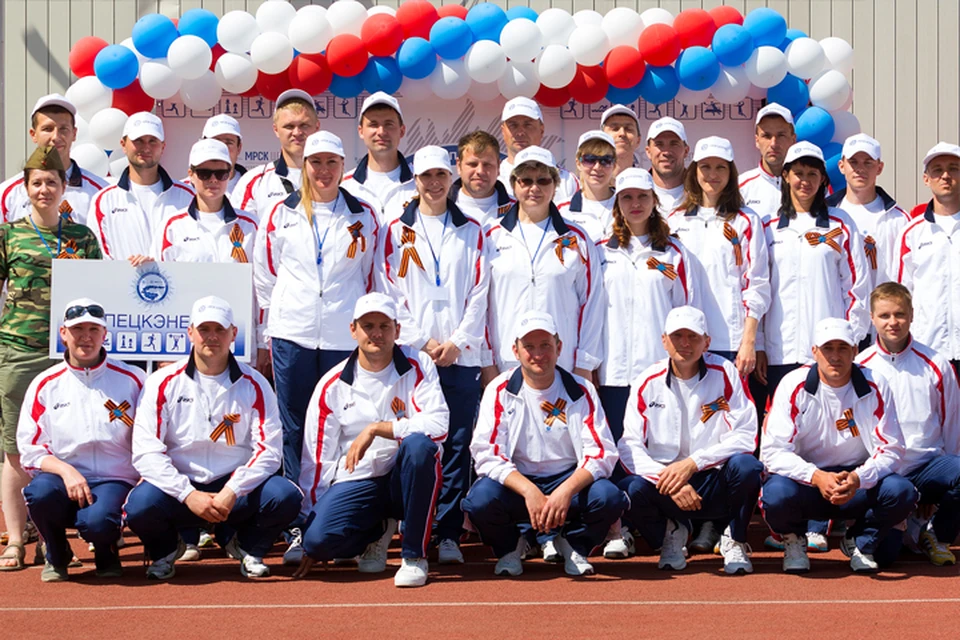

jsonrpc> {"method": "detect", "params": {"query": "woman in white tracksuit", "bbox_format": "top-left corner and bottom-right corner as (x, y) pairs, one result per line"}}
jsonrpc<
(558, 131), (618, 242)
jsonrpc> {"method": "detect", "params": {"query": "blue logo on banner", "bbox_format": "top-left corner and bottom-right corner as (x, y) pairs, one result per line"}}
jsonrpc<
(136, 271), (170, 303)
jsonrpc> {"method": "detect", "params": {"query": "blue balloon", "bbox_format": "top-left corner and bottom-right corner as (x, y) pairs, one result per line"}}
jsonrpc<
(93, 44), (139, 89)
(795, 106), (835, 148)
(676, 47), (720, 92)
(466, 3), (509, 42)
(329, 74), (364, 99)
(506, 6), (538, 22)
(743, 7), (787, 48)
(638, 65), (680, 105)
(767, 74), (810, 115)
(397, 38), (437, 80)
(606, 83), (643, 105)
(779, 28), (808, 51)
(712, 24), (755, 67)
(361, 56), (403, 95)
(430, 17), (474, 60)
(823, 142), (846, 189)
(177, 8), (219, 47)
(131, 13), (179, 59)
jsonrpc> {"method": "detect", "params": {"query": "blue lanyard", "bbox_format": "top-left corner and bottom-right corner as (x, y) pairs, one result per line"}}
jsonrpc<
(517, 218), (550, 281)
(417, 208), (449, 286)
(29, 215), (62, 258)
(311, 193), (339, 265)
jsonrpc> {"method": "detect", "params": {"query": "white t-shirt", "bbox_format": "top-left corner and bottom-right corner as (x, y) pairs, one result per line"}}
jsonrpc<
(655, 183), (685, 215)
(197, 208), (225, 235)
(130, 180), (164, 215)
(418, 209), (449, 255)
(518, 218), (551, 258)
(513, 378), (578, 477)
(565, 195), (615, 242)
(363, 166), (403, 206)
(673, 373), (699, 459)
(356, 362), (394, 412)
(457, 191), (499, 225)
(197, 370), (231, 407)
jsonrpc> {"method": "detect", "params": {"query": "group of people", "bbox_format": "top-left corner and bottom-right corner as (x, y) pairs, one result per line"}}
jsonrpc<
(0, 86), (958, 588)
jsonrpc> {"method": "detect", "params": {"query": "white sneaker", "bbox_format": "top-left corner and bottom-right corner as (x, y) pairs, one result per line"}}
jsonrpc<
(603, 524), (635, 559)
(282, 528), (304, 566)
(224, 536), (270, 579)
(494, 537), (530, 577)
(690, 521), (721, 554)
(437, 539), (464, 564)
(145, 539), (186, 581)
(554, 535), (595, 576)
(658, 520), (688, 571)
(806, 531), (829, 552)
(197, 531), (215, 548)
(542, 539), (562, 563)
(394, 557), (428, 587)
(180, 544), (201, 562)
(782, 533), (810, 573)
(719, 526), (753, 575)
(839, 535), (879, 572)
(357, 518), (397, 573)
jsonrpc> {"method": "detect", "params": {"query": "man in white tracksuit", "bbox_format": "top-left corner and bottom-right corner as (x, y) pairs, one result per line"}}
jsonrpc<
(645, 117), (689, 214)
(498, 98), (578, 203)
(738, 103), (796, 218)
(450, 130), (514, 228)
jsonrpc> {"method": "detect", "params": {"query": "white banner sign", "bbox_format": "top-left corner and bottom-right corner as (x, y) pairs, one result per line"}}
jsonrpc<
(50, 260), (253, 362)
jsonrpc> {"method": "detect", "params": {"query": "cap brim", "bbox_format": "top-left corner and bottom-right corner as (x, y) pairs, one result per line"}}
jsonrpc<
(33, 98), (77, 117)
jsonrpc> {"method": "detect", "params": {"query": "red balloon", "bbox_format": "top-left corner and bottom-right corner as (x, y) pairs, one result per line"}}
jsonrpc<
(638, 23), (681, 67)
(240, 85), (260, 98)
(709, 5), (744, 27)
(256, 70), (293, 101)
(395, 0), (439, 40)
(604, 46), (646, 89)
(111, 79), (154, 115)
(209, 44), (226, 72)
(326, 34), (368, 77)
(361, 14), (404, 57)
(69, 36), (109, 78)
(288, 53), (332, 96)
(568, 65), (608, 105)
(437, 5), (468, 20)
(673, 9), (717, 49)
(535, 84), (570, 109)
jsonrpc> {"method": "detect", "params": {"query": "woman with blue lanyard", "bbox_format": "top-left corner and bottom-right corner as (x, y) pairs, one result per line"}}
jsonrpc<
(558, 131), (618, 242)
(0, 146), (102, 571)
(596, 167), (693, 559)
(253, 130), (380, 566)
(379, 145), (489, 565)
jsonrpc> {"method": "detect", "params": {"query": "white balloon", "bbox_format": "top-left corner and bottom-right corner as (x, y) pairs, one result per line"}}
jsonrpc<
(710, 65), (751, 104)
(744, 46), (788, 89)
(140, 59), (182, 100)
(70, 143), (109, 179)
(573, 10), (603, 27)
(108, 149), (128, 178)
(497, 60), (539, 100)
(808, 69), (851, 112)
(464, 40), (508, 85)
(820, 37), (854, 75)
(88, 108), (128, 151)
(327, 0), (367, 37)
(834, 90), (854, 113)
(568, 25), (610, 67)
(601, 7), (644, 49)
(430, 59), (472, 100)
(784, 38), (826, 80)
(640, 7), (674, 27)
(499, 18), (542, 63)
(250, 32), (294, 74)
(181, 71), (223, 111)
(537, 45), (577, 89)
(830, 110), (861, 143)
(289, 6), (332, 55)
(747, 83), (767, 100)
(401, 76), (433, 102)
(167, 35), (213, 80)
(256, 0), (297, 34)
(467, 80), (502, 102)
(218, 11), (260, 54)
(675, 85), (710, 106)
(74, 114), (93, 146)
(215, 52), (259, 94)
(367, 6), (396, 17)
(537, 8), (576, 47)
(65, 76), (113, 122)
(120, 38), (147, 70)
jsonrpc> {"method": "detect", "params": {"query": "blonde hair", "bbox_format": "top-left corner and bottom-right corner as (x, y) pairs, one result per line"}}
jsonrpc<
(299, 158), (343, 224)
(273, 99), (317, 124)
(870, 282), (913, 313)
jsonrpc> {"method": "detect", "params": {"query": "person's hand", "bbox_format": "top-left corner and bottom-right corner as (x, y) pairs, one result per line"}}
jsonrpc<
(811, 469), (845, 502)
(830, 471), (860, 505)
(61, 466), (93, 508)
(212, 486), (237, 517)
(752, 351), (768, 385)
(293, 556), (316, 579)
(256, 348), (272, 379)
(185, 490), (228, 523)
(657, 458), (698, 496)
(670, 484), (702, 511)
(523, 487), (549, 533)
(423, 338), (441, 354)
(128, 254), (155, 267)
(432, 341), (461, 368)
(541, 486), (574, 531)
(345, 425), (377, 473)
(735, 341), (757, 378)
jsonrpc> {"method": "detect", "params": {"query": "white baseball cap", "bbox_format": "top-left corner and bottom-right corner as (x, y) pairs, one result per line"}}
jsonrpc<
(63, 297), (106, 328)
(664, 306), (708, 336)
(32, 93), (77, 117)
(693, 136), (735, 163)
(122, 112), (164, 142)
(756, 102), (795, 126)
(275, 89), (315, 112)
(784, 141), (825, 165)
(501, 97), (543, 123)
(202, 114), (242, 141)
(413, 145), (452, 175)
(922, 142), (960, 171)
(647, 117), (687, 143)
(304, 130), (345, 159)
(360, 91), (403, 120)
(615, 167), (654, 193)
(353, 292), (398, 321)
(513, 310), (558, 341)
(514, 145), (556, 169)
(577, 130), (616, 150)
(601, 104), (640, 130)
(191, 295), (234, 329)
(841, 133), (881, 161)
(189, 139), (232, 168)
(814, 317), (856, 347)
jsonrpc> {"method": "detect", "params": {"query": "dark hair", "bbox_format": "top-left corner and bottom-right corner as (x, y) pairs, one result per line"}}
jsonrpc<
(31, 105), (76, 130)
(779, 156), (830, 220)
(361, 103), (404, 127)
(611, 191), (672, 248)
(23, 167), (67, 186)
(679, 158), (743, 220)
(458, 130), (500, 159)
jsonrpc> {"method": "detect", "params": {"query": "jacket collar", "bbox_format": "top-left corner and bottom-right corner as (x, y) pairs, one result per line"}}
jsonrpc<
(803, 364), (872, 399)
(67, 160), (83, 188)
(777, 206), (831, 229)
(664, 357), (708, 389)
(824, 186), (899, 212)
(274, 154), (290, 177)
(338, 345), (411, 386)
(187, 196), (239, 223)
(63, 349), (108, 378)
(606, 233), (668, 253)
(504, 366), (584, 402)
(233, 163), (248, 177)
(923, 200), (938, 223)
(449, 179), (513, 210)
(399, 197), (469, 228)
(281, 187), (365, 213)
(500, 202), (569, 234)
(117, 165), (175, 193)
(185, 351), (244, 384)
(350, 152), (413, 184)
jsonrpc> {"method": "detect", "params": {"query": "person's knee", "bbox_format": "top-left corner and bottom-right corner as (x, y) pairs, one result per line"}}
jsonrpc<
(726, 453), (764, 485)
(399, 434), (438, 468)
(588, 480), (629, 515)
(301, 520), (346, 560)
(461, 478), (503, 519)
(879, 474), (919, 512)
(261, 478), (303, 526)
(22, 473), (66, 505)
(122, 482), (166, 527)
(619, 475), (658, 508)
(760, 474), (801, 512)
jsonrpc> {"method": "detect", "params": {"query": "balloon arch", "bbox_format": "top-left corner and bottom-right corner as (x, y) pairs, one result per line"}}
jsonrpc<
(65, 0), (861, 187)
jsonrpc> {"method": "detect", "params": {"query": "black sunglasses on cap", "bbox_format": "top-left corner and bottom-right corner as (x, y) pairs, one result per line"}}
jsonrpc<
(193, 168), (231, 181)
(64, 304), (105, 321)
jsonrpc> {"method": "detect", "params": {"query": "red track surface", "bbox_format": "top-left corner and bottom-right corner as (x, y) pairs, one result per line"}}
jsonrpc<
(2, 519), (958, 640)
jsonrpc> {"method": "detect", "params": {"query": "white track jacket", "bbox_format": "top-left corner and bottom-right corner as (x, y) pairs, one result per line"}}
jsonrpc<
(231, 155), (301, 218)
(739, 164), (782, 218)
(152, 197), (258, 264)
(1, 160), (106, 225)
(448, 179), (515, 229)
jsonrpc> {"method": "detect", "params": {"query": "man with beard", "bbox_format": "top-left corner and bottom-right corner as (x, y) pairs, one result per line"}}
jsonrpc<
(450, 130), (513, 228)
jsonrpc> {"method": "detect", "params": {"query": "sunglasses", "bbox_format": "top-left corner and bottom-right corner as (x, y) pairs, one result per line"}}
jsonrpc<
(64, 304), (105, 321)
(193, 168), (231, 181)
(580, 154), (615, 168)
(517, 177), (555, 188)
